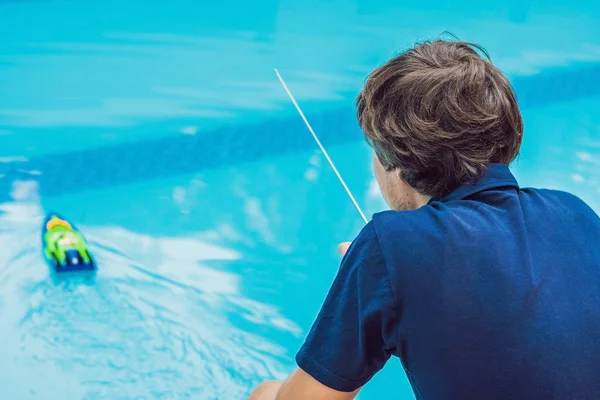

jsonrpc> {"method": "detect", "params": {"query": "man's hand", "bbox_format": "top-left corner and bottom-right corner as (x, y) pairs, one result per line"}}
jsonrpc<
(338, 242), (352, 257)
(248, 368), (360, 400)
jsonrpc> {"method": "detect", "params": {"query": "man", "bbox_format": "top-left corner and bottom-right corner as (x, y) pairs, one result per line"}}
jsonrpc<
(249, 39), (600, 399)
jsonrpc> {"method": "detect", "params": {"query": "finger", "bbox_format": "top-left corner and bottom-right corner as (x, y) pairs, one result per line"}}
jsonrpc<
(338, 242), (352, 256)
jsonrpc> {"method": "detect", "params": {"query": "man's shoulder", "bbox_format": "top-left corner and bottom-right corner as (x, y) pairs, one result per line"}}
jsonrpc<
(520, 187), (599, 219)
(371, 207), (441, 237)
(369, 208), (444, 261)
(521, 187), (584, 202)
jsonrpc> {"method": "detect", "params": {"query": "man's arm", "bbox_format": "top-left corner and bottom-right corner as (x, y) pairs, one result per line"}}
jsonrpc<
(249, 243), (359, 400)
(248, 368), (360, 400)
(250, 221), (397, 399)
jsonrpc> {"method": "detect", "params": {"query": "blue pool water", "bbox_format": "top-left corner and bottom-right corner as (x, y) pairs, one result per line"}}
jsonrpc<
(1, 1), (600, 399)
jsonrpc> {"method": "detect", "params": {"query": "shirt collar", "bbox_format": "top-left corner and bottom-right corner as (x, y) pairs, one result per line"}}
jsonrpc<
(434, 163), (519, 203)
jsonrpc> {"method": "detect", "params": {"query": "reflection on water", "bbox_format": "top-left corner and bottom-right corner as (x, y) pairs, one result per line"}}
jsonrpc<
(511, 96), (600, 212)
(1, 0), (600, 158)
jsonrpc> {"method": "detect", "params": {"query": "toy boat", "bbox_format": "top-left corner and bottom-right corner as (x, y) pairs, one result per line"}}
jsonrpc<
(42, 213), (96, 272)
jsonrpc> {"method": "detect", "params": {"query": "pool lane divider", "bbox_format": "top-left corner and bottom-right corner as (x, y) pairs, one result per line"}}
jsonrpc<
(0, 106), (362, 203)
(1, 61), (600, 203)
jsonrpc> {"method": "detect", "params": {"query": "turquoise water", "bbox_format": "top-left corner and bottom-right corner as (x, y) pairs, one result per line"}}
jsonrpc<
(1, 0), (600, 399)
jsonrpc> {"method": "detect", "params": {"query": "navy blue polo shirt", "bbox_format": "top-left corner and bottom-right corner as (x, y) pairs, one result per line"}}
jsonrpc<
(296, 163), (600, 399)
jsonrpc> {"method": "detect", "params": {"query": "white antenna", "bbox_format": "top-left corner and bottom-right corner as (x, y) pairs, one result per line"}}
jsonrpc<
(274, 69), (369, 224)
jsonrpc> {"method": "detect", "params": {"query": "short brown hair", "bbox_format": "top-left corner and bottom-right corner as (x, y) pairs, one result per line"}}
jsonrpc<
(356, 39), (523, 198)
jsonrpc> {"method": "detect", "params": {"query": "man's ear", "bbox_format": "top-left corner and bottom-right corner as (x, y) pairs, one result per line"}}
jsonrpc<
(395, 168), (404, 180)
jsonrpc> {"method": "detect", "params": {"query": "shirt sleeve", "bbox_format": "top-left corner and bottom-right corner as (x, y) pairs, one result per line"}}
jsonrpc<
(295, 221), (399, 392)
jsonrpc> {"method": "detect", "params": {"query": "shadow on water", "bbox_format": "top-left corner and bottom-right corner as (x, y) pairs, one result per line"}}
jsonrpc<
(48, 269), (97, 286)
